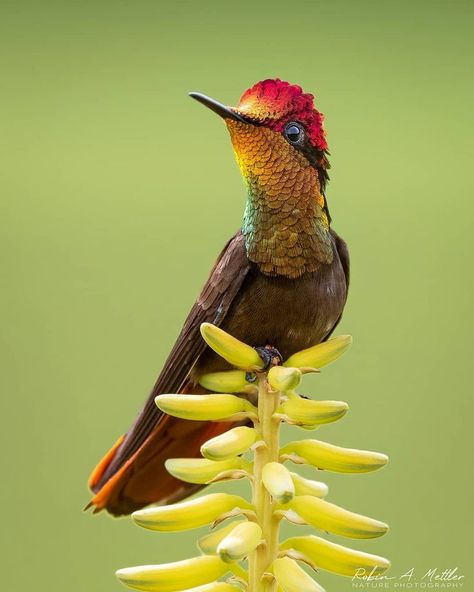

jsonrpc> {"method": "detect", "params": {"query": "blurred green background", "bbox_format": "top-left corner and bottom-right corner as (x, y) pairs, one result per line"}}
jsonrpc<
(1, 0), (473, 590)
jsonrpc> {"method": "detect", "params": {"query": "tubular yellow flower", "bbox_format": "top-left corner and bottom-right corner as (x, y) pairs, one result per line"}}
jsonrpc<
(287, 496), (389, 539)
(281, 439), (388, 473)
(198, 369), (256, 393)
(165, 457), (247, 484)
(155, 394), (256, 421)
(201, 426), (259, 461)
(116, 555), (229, 592)
(262, 462), (295, 504)
(284, 335), (352, 370)
(277, 398), (348, 426)
(273, 557), (326, 592)
(217, 521), (262, 563)
(118, 326), (390, 592)
(183, 584), (246, 592)
(280, 535), (391, 577)
(290, 473), (328, 498)
(268, 366), (302, 392)
(200, 322), (265, 370)
(197, 520), (246, 554)
(132, 493), (253, 532)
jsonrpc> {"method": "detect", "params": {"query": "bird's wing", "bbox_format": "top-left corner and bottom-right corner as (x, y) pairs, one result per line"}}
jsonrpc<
(333, 229), (350, 290)
(91, 230), (251, 492)
(322, 228), (350, 341)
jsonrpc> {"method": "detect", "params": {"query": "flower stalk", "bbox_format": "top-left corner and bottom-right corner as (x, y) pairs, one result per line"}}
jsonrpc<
(116, 325), (390, 592)
(248, 373), (282, 592)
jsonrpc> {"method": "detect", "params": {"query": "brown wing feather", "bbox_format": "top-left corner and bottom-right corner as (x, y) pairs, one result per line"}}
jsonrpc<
(333, 228), (350, 290)
(93, 230), (250, 490)
(322, 228), (350, 340)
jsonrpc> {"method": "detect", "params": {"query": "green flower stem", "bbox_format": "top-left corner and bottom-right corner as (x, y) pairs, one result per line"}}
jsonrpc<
(249, 373), (282, 592)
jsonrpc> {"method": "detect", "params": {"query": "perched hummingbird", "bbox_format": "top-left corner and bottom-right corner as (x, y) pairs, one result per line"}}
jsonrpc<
(88, 79), (349, 516)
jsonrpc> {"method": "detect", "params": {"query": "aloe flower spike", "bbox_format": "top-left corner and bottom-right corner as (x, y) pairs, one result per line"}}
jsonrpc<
(118, 324), (389, 592)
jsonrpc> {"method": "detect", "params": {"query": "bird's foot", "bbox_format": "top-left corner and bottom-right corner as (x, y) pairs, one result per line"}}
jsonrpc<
(254, 345), (283, 371)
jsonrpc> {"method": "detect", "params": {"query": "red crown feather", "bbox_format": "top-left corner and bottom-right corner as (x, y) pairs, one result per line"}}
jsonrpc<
(235, 78), (328, 151)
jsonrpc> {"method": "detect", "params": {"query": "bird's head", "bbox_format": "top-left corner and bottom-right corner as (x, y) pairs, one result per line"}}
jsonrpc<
(190, 79), (334, 277)
(190, 78), (330, 200)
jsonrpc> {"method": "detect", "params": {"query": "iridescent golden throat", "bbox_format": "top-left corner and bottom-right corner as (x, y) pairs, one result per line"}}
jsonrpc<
(226, 121), (333, 280)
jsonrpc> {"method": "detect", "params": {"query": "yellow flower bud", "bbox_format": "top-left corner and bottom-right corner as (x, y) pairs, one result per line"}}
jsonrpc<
(284, 335), (352, 370)
(197, 520), (245, 554)
(200, 323), (264, 370)
(155, 394), (256, 422)
(198, 370), (256, 393)
(201, 426), (259, 461)
(262, 462), (295, 504)
(273, 557), (325, 592)
(290, 473), (328, 498)
(280, 535), (391, 577)
(217, 521), (262, 563)
(277, 398), (348, 426)
(281, 439), (388, 473)
(116, 555), (229, 592)
(287, 496), (389, 539)
(185, 584), (244, 592)
(268, 366), (302, 392)
(132, 493), (253, 532)
(165, 457), (247, 484)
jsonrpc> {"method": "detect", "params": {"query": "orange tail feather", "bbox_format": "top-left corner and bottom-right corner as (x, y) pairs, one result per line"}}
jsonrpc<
(87, 418), (233, 516)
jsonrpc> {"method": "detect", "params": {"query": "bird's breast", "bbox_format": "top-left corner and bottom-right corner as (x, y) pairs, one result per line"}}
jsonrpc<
(195, 247), (347, 376)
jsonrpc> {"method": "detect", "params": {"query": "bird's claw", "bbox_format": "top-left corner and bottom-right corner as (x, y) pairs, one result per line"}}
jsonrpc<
(245, 372), (257, 383)
(254, 346), (283, 371)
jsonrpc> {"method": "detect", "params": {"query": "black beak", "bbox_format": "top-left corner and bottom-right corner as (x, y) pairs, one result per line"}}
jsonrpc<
(189, 92), (248, 123)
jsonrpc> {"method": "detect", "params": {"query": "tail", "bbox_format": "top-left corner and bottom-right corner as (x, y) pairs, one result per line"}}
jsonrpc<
(87, 415), (233, 516)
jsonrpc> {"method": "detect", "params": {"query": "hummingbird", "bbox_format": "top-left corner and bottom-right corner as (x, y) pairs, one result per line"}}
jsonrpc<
(88, 79), (349, 516)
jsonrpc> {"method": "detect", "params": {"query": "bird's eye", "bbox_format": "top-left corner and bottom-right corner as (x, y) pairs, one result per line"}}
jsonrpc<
(284, 122), (304, 144)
